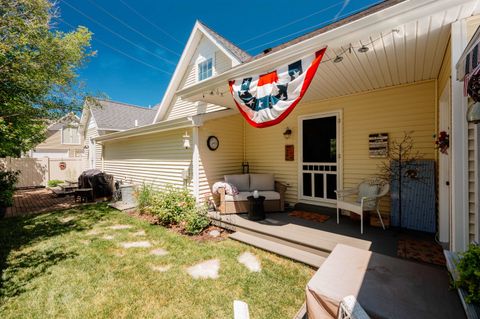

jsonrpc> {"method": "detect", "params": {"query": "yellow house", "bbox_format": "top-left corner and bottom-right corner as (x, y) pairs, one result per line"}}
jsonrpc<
(95, 0), (480, 254)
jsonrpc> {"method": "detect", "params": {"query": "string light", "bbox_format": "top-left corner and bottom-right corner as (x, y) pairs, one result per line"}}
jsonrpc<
(201, 29), (401, 98)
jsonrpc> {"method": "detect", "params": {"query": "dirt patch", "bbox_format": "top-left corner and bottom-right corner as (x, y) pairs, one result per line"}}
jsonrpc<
(126, 210), (231, 242)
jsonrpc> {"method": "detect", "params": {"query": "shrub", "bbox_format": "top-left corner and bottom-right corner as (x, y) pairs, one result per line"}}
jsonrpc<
(152, 185), (196, 225)
(184, 206), (210, 235)
(136, 183), (155, 212)
(0, 166), (19, 207)
(456, 244), (480, 304)
(47, 179), (63, 187)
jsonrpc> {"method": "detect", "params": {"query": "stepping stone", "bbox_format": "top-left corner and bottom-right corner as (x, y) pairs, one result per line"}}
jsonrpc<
(132, 230), (146, 236)
(150, 248), (168, 256)
(238, 252), (261, 272)
(59, 216), (75, 223)
(108, 225), (133, 230)
(102, 235), (115, 240)
(208, 230), (221, 238)
(186, 259), (220, 279)
(86, 230), (101, 236)
(120, 241), (152, 248)
(151, 265), (171, 272)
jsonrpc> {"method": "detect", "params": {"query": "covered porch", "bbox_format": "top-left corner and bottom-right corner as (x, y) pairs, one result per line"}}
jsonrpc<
(177, 0), (480, 256)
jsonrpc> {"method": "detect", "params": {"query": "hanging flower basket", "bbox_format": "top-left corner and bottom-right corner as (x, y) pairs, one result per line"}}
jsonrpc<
(435, 131), (449, 154)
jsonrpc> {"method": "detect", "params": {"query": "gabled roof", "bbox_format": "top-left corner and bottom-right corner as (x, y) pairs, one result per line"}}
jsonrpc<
(88, 99), (157, 131)
(48, 112), (80, 131)
(153, 20), (251, 123)
(198, 21), (251, 63)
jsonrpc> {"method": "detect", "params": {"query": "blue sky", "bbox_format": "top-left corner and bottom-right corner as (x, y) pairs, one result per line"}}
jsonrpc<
(58, 0), (381, 107)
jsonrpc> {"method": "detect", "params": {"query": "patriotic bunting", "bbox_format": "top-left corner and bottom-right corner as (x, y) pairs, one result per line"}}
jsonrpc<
(229, 48), (327, 128)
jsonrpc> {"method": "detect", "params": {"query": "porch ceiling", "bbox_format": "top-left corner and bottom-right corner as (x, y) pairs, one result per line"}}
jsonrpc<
(182, 1), (479, 108)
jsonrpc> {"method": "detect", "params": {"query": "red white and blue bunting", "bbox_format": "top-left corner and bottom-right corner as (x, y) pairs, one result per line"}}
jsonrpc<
(229, 48), (327, 128)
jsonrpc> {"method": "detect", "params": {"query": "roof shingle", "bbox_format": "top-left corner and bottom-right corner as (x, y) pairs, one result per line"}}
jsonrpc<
(90, 99), (156, 130)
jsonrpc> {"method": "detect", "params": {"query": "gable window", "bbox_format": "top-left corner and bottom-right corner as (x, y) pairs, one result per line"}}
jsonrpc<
(62, 126), (80, 144)
(198, 58), (213, 81)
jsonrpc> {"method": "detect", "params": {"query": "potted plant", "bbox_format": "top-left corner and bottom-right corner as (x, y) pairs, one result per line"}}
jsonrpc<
(0, 165), (19, 218)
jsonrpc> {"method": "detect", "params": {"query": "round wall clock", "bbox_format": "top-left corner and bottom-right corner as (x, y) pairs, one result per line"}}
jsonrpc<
(207, 136), (219, 151)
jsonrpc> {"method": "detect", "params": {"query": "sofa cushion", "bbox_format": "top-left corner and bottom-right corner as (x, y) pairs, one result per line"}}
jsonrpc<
(250, 174), (275, 191)
(224, 191), (280, 202)
(225, 174), (250, 192)
(225, 192), (251, 202)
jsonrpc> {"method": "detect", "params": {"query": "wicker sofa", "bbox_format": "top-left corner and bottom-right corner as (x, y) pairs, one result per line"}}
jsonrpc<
(217, 173), (287, 214)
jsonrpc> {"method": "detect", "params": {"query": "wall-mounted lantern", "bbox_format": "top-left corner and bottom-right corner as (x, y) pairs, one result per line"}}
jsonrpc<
(242, 161), (250, 174)
(283, 127), (292, 139)
(183, 131), (191, 149)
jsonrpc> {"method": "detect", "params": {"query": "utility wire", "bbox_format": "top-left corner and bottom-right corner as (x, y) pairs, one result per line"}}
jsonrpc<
(61, 0), (177, 65)
(85, 0), (180, 56)
(59, 18), (172, 75)
(118, 0), (184, 46)
(238, 1), (344, 45)
(246, 0), (384, 52)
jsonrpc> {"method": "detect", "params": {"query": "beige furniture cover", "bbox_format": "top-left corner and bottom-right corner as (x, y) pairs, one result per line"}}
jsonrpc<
(306, 244), (463, 319)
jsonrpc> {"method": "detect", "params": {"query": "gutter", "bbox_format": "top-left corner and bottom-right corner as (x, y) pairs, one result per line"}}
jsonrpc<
(176, 0), (470, 99)
(94, 109), (237, 143)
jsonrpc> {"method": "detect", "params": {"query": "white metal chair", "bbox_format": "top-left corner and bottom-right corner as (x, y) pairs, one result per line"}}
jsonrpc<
(335, 179), (389, 234)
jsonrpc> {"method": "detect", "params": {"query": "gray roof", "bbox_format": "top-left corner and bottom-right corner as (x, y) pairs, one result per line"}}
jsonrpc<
(199, 21), (251, 63)
(48, 113), (80, 131)
(90, 99), (156, 130)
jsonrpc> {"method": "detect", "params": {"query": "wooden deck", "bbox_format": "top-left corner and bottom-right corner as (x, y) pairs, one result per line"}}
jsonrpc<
(209, 206), (437, 268)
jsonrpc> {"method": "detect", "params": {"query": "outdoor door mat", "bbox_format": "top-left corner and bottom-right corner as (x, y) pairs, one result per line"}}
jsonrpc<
(289, 210), (330, 223)
(397, 239), (446, 266)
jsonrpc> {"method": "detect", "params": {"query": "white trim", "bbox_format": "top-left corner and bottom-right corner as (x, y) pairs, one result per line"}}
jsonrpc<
(451, 19), (469, 252)
(438, 82), (452, 244)
(297, 110), (343, 205)
(475, 123), (480, 243)
(192, 126), (200, 202)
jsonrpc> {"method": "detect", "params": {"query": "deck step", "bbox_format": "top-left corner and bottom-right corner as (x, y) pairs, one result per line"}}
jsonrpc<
(229, 231), (326, 268)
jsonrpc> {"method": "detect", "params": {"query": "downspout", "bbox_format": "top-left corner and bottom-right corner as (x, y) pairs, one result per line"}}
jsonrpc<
(192, 126), (200, 202)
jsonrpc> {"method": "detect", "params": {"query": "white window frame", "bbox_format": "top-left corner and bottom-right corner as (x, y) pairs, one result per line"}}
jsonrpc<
(197, 56), (214, 82)
(61, 126), (81, 145)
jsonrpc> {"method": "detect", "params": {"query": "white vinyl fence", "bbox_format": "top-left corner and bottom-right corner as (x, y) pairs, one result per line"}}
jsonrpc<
(0, 157), (87, 188)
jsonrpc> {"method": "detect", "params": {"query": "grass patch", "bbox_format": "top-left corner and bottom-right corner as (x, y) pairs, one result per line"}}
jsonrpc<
(0, 204), (314, 318)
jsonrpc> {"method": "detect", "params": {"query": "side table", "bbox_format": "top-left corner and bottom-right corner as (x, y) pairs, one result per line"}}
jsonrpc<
(247, 196), (265, 220)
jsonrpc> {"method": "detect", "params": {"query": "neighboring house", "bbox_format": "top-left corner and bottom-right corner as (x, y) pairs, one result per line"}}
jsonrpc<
(79, 99), (157, 169)
(28, 112), (83, 159)
(94, 0), (480, 253)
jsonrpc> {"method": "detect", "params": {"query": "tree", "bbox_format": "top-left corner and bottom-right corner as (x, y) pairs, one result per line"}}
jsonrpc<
(0, 0), (95, 157)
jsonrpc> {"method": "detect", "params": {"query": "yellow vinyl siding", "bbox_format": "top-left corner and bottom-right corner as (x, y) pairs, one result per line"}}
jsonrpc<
(245, 81), (436, 209)
(102, 129), (193, 189)
(35, 129), (83, 157)
(198, 115), (244, 200)
(215, 50), (231, 74)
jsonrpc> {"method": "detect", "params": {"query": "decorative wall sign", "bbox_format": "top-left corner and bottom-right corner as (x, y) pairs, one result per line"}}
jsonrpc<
(59, 161), (67, 170)
(285, 145), (294, 161)
(369, 133), (389, 158)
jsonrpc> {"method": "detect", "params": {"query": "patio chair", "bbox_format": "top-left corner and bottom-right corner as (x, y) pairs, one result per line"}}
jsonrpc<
(335, 180), (389, 234)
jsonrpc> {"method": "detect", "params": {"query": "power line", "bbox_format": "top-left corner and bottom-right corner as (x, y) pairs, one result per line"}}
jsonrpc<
(61, 0), (177, 65)
(59, 18), (172, 75)
(118, 0), (184, 46)
(238, 1), (344, 45)
(245, 0), (384, 52)
(85, 0), (180, 56)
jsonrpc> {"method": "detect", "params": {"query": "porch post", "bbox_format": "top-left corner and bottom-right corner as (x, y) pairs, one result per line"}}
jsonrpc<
(450, 20), (469, 252)
(192, 126), (200, 202)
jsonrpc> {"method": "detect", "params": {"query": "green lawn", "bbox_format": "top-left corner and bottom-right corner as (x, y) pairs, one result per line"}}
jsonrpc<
(0, 204), (314, 318)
